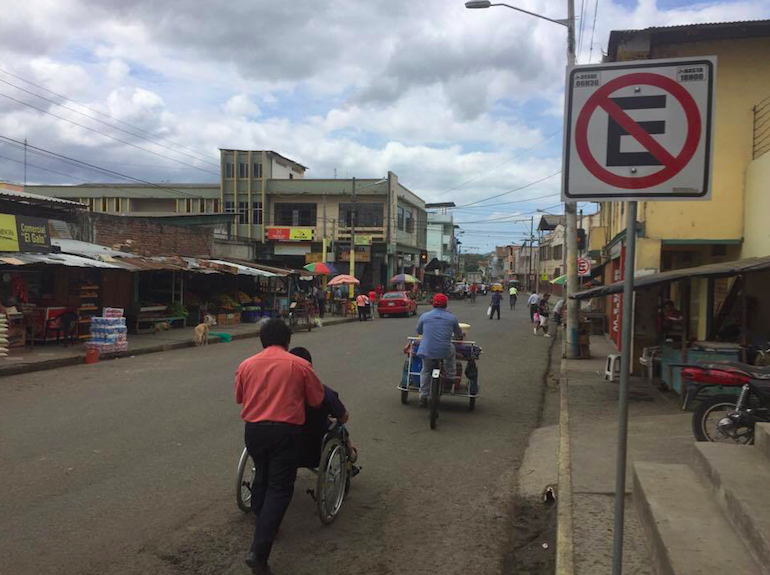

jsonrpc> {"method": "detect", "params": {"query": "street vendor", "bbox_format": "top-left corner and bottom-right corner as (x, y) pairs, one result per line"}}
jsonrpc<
(415, 293), (463, 408)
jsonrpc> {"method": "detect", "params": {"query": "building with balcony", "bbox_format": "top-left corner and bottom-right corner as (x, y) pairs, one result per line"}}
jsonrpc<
(425, 203), (458, 269)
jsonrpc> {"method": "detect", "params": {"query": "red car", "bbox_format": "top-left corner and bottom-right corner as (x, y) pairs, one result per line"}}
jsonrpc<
(378, 291), (417, 317)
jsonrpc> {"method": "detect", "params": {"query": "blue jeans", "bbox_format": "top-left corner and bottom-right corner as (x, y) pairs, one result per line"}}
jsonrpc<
(419, 346), (457, 399)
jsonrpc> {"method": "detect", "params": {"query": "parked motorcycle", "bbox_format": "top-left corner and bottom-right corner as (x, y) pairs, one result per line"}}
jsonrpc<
(684, 357), (770, 444)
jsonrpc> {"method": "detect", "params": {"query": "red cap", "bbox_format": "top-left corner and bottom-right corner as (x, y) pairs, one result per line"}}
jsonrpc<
(433, 293), (448, 307)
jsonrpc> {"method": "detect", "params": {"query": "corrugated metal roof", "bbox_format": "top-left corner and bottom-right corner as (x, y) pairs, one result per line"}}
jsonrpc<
(572, 255), (770, 300)
(0, 188), (84, 206)
(205, 259), (280, 277)
(0, 252), (123, 268)
(53, 238), (135, 258)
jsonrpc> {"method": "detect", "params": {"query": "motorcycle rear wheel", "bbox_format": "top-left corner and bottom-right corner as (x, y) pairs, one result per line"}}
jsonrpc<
(692, 395), (754, 444)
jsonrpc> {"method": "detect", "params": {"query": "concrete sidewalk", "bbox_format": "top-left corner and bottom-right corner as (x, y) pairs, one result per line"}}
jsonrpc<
(0, 316), (356, 377)
(557, 335), (694, 575)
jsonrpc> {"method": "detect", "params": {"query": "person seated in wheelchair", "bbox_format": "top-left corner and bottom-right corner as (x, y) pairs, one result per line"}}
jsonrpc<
(289, 347), (359, 470)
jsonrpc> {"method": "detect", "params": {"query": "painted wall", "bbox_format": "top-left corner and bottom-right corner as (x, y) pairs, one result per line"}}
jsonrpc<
(742, 151), (770, 258)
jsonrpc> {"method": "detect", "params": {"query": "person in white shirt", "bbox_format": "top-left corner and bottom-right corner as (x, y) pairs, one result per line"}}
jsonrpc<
(527, 292), (540, 323)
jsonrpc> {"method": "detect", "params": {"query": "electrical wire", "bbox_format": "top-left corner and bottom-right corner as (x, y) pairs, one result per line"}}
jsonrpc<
(0, 151), (85, 182)
(453, 171), (561, 208)
(0, 134), (212, 199)
(588, 0), (600, 64)
(428, 129), (562, 201)
(0, 91), (220, 176)
(576, 0), (588, 62)
(0, 66), (218, 164)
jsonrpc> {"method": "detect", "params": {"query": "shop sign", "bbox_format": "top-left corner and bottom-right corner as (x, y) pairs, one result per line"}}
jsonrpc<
(274, 243), (311, 256)
(267, 227), (314, 241)
(305, 252), (323, 263)
(354, 235), (373, 246)
(340, 246), (371, 262)
(0, 214), (51, 252)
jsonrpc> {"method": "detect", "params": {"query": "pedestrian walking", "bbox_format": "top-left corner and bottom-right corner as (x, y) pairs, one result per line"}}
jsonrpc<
(535, 294), (551, 336)
(235, 319), (325, 575)
(368, 288), (377, 319)
(527, 292), (540, 323)
(315, 286), (326, 319)
(356, 292), (370, 321)
(489, 290), (502, 320)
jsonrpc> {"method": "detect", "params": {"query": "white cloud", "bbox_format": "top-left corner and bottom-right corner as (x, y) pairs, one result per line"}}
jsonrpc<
(0, 0), (768, 251)
(224, 94), (260, 118)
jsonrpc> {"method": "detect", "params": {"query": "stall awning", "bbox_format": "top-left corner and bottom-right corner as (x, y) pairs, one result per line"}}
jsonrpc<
(571, 255), (770, 300)
(205, 259), (281, 278)
(0, 252), (123, 269)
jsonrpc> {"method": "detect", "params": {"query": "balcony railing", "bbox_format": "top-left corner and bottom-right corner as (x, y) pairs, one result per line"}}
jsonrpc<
(753, 95), (770, 160)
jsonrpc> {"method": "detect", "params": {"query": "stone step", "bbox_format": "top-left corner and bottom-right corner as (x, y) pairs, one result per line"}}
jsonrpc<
(633, 462), (763, 575)
(754, 423), (770, 462)
(694, 442), (770, 571)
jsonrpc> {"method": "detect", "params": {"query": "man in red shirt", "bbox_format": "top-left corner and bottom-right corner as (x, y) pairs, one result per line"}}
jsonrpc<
(235, 319), (324, 575)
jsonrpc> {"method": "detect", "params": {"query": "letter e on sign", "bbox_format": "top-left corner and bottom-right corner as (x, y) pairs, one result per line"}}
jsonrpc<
(562, 57), (715, 201)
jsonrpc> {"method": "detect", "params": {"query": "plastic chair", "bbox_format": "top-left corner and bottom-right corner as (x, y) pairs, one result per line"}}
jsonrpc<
(639, 346), (661, 382)
(605, 354), (621, 382)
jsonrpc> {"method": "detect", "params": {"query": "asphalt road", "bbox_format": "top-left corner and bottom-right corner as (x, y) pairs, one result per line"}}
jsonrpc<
(0, 297), (552, 575)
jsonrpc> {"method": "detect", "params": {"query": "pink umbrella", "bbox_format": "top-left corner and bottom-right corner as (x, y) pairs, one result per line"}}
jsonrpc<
(327, 274), (360, 286)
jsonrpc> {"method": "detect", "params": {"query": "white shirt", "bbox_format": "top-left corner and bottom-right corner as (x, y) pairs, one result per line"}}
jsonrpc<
(554, 299), (565, 314)
(527, 293), (540, 305)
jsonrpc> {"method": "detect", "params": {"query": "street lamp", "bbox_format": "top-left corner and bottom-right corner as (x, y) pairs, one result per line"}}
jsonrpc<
(464, 0), (580, 364)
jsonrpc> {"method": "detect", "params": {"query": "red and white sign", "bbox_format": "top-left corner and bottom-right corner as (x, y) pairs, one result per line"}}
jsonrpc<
(563, 57), (715, 201)
(577, 257), (591, 277)
(267, 227), (291, 240)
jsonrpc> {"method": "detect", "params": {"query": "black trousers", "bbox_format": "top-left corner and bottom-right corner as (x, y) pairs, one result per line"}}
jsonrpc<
(489, 304), (500, 319)
(244, 423), (301, 563)
(529, 304), (538, 323)
(317, 300), (325, 318)
(358, 306), (367, 321)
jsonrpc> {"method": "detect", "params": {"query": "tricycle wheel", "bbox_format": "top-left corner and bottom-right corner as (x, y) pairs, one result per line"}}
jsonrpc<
(469, 397), (476, 411)
(401, 390), (409, 405)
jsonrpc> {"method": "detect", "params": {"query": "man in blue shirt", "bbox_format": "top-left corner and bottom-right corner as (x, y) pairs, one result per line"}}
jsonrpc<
(490, 290), (502, 320)
(415, 293), (463, 408)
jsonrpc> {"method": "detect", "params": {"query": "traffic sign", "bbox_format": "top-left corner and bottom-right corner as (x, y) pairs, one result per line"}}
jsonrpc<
(577, 257), (591, 277)
(563, 57), (715, 201)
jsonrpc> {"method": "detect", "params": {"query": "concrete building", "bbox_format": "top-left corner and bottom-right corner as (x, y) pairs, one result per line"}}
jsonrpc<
(425, 203), (458, 271)
(494, 245), (517, 282)
(596, 20), (770, 341)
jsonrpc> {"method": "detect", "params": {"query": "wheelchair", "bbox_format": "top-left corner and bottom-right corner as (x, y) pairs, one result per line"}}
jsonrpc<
(236, 422), (356, 525)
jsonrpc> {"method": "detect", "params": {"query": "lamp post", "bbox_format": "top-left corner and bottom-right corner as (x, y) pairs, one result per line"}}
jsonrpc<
(465, 0), (579, 361)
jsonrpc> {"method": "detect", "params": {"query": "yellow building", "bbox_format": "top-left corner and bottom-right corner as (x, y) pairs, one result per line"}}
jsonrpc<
(596, 20), (770, 340)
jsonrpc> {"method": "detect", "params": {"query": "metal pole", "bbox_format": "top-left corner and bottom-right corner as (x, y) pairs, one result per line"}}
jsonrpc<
(529, 216), (534, 290)
(349, 178), (356, 299)
(565, 0), (580, 359)
(611, 200), (638, 575)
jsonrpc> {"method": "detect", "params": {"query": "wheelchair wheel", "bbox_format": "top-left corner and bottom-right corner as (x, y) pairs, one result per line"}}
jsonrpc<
(236, 447), (255, 513)
(317, 436), (347, 524)
(401, 389), (409, 404)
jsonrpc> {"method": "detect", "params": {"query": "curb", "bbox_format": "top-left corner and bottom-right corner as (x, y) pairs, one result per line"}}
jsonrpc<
(556, 355), (575, 575)
(0, 317), (358, 378)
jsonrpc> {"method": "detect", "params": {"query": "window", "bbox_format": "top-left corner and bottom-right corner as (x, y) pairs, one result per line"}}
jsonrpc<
(238, 202), (249, 224)
(252, 202), (263, 225)
(289, 173), (294, 180)
(84, 198), (94, 211)
(397, 206), (405, 231)
(554, 267), (561, 277)
(339, 203), (384, 227)
(405, 209), (413, 233)
(225, 162), (235, 178)
(213, 199), (220, 213)
(225, 201), (236, 214)
(100, 197), (108, 212)
(238, 162), (249, 178)
(185, 199), (193, 213)
(253, 162), (263, 178)
(552, 244), (563, 261)
(198, 199), (205, 213)
(274, 203), (316, 226)
(113, 198), (121, 212)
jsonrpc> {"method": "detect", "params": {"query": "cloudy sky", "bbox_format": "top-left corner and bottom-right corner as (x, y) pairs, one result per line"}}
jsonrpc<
(1, 0), (768, 250)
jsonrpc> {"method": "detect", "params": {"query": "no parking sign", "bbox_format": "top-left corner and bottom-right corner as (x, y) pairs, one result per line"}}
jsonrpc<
(563, 57), (716, 201)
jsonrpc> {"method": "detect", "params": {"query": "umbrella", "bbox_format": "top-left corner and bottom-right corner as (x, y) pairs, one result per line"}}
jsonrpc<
(551, 274), (567, 285)
(303, 262), (338, 275)
(390, 273), (421, 284)
(327, 274), (360, 286)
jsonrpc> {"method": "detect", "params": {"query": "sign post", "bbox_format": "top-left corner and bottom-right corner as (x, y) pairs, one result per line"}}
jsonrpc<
(563, 56), (715, 575)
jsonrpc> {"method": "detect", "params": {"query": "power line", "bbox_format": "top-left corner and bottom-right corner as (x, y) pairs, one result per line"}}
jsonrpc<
(0, 66), (219, 164)
(0, 77), (220, 168)
(449, 192), (560, 211)
(0, 151), (85, 182)
(428, 129), (562, 201)
(577, 0), (588, 62)
(0, 91), (220, 176)
(0, 134), (210, 199)
(453, 171), (561, 208)
(588, 0), (600, 63)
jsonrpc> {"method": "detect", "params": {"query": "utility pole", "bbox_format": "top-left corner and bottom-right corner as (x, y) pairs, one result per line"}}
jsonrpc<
(322, 194), (328, 290)
(23, 138), (27, 186)
(529, 216), (534, 291)
(565, 0), (580, 359)
(349, 178), (356, 298)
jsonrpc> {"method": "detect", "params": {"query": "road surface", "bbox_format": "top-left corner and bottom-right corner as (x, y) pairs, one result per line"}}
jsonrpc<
(0, 298), (552, 575)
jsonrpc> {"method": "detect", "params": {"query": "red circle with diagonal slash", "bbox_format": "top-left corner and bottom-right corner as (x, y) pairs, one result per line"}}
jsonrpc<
(575, 72), (701, 189)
